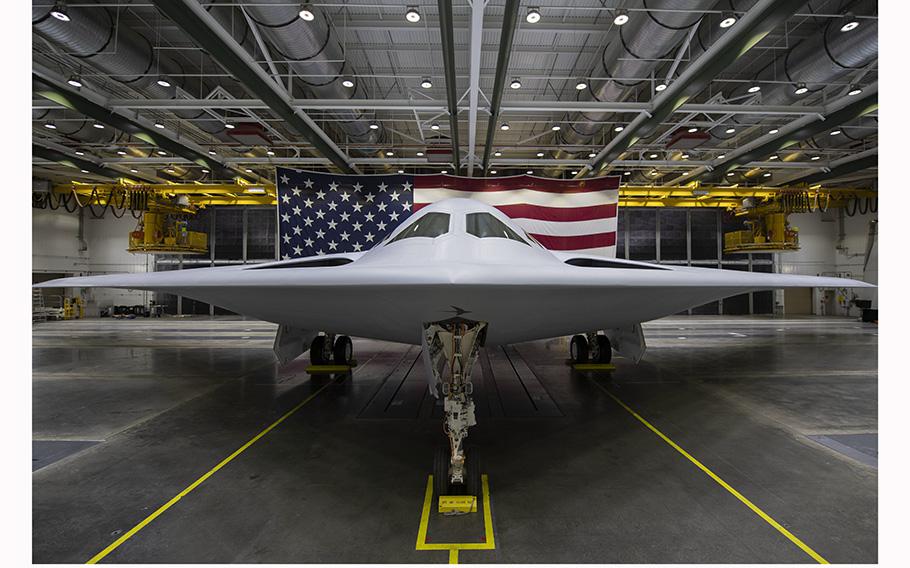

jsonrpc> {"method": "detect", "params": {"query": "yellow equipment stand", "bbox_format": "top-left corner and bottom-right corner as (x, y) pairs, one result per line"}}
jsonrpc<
(570, 362), (616, 371)
(305, 361), (357, 374)
(438, 495), (478, 514)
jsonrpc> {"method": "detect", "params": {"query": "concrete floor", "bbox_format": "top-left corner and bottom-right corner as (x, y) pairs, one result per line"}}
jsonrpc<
(33, 316), (877, 563)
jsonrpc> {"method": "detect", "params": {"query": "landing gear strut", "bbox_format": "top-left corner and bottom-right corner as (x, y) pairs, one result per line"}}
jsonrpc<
(423, 319), (486, 495)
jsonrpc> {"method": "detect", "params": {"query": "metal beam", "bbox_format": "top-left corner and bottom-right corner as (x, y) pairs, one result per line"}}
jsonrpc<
(437, 0), (462, 172)
(33, 144), (158, 183)
(480, 0), (521, 172)
(465, 0), (485, 175)
(152, 0), (359, 174)
(32, 65), (240, 181)
(580, 0), (806, 178)
(773, 149), (878, 187)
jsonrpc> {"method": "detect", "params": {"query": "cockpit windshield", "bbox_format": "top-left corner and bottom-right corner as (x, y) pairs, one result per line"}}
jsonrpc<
(386, 212), (450, 244)
(465, 212), (529, 245)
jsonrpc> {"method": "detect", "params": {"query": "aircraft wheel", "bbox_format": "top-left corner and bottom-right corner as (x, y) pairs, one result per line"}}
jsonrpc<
(433, 446), (450, 497)
(310, 335), (327, 365)
(570, 334), (589, 363)
(333, 335), (353, 364)
(595, 335), (612, 364)
(464, 448), (481, 498)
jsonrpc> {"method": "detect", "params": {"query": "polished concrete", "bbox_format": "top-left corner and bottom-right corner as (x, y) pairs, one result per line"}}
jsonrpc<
(33, 316), (877, 563)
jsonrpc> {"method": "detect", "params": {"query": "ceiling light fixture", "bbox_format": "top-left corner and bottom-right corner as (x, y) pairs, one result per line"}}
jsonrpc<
(341, 76), (355, 88)
(494, 151), (502, 157)
(153, 122), (165, 129)
(829, 129), (842, 136)
(246, 187), (267, 194)
(726, 171), (736, 176)
(386, 150), (394, 156)
(430, 122), (440, 130)
(500, 122), (510, 131)
(570, 170), (578, 175)
(156, 77), (172, 88)
(551, 125), (561, 131)
(397, 169), (404, 174)
(157, 150), (167, 156)
(405, 6), (421, 23)
(747, 84), (761, 93)
(416, 151), (425, 156)
(526, 170), (534, 175)
(649, 153), (658, 159)
(74, 151), (84, 156)
(588, 152), (596, 158)
(719, 12), (736, 28)
(763, 172), (772, 177)
(725, 127), (736, 134)
(687, 127), (698, 133)
(655, 83), (667, 92)
(50, 2), (70, 21)
(769, 128), (779, 134)
(224, 122), (235, 129)
(794, 82), (808, 95)
(201, 168), (210, 173)
(420, 77), (433, 89)
(526, 7), (541, 24)
(510, 77), (522, 89)
(299, 3), (315, 21)
(848, 84), (863, 96)
(840, 13), (859, 32)
(166, 168), (176, 174)
(575, 78), (588, 90)
(266, 149), (275, 156)
(116, 150), (126, 155)
(441, 170), (448, 174)
(66, 75), (82, 88)
(717, 154), (726, 159)
(490, 170), (497, 174)
(770, 155), (778, 160)
(369, 122), (379, 130)
(681, 154), (689, 159)
(208, 150), (217, 156)
(92, 122), (104, 129)
(613, 9), (629, 26)
(811, 155), (821, 160)
(614, 125), (624, 132)
(129, 168), (138, 173)
(43, 122), (56, 129)
(245, 168), (254, 173)
(80, 169), (89, 173)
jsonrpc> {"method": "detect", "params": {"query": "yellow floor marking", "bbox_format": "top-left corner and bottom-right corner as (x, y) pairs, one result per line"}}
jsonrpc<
(416, 474), (495, 564)
(589, 379), (829, 564)
(86, 380), (335, 564)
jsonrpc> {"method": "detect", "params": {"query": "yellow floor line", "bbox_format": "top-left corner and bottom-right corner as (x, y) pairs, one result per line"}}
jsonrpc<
(416, 474), (495, 563)
(86, 380), (335, 564)
(589, 379), (829, 564)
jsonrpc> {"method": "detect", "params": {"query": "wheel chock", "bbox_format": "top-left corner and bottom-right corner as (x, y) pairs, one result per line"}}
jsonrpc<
(438, 495), (478, 514)
(305, 361), (357, 374)
(570, 362), (616, 371)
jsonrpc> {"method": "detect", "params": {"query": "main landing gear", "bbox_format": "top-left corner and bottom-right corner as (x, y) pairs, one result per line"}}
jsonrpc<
(423, 319), (486, 497)
(310, 333), (354, 365)
(570, 332), (612, 364)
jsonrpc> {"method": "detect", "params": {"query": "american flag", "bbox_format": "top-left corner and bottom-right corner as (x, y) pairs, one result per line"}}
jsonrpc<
(275, 167), (620, 259)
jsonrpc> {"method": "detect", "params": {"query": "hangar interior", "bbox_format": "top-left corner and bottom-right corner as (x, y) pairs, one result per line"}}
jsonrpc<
(32, 0), (878, 564)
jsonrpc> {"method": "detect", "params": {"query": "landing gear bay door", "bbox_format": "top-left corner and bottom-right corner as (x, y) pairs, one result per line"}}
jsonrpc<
(604, 323), (647, 364)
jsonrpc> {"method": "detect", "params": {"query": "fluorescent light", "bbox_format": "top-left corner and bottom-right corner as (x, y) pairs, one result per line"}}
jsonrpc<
(717, 154), (726, 159)
(154, 122), (165, 129)
(92, 122), (104, 129)
(681, 154), (689, 159)
(655, 83), (667, 92)
(624, 171), (631, 175)
(385, 150), (394, 156)
(299, 4), (315, 21)
(208, 150), (217, 155)
(613, 10), (629, 26)
(536, 152), (545, 157)
(769, 128), (779, 134)
(441, 170), (448, 174)
(416, 151), (425, 156)
(747, 85), (761, 93)
(551, 125), (561, 131)
(224, 122), (236, 130)
(405, 6), (420, 23)
(420, 77), (433, 89)
(157, 150), (167, 156)
(830, 129), (842, 136)
(526, 7), (541, 24)
(570, 170), (578, 175)
(67, 76), (82, 88)
(687, 127), (698, 133)
(763, 172), (772, 177)
(725, 127), (736, 134)
(811, 155), (821, 160)
(43, 122), (56, 129)
(794, 82), (808, 95)
(614, 125), (624, 132)
(129, 168), (138, 173)
(494, 151), (502, 157)
(116, 150), (126, 155)
(266, 150), (275, 156)
(575, 78), (587, 91)
(500, 122), (510, 131)
(770, 155), (778, 160)
(430, 123), (440, 130)
(719, 12), (736, 28)
(246, 187), (267, 194)
(510, 78), (522, 89)
(649, 153), (658, 158)
(201, 168), (209, 173)
(80, 169), (88, 173)
(848, 85), (863, 96)
(74, 151), (84, 156)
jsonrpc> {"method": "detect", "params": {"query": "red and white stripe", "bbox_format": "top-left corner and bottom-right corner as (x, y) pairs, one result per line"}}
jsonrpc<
(412, 174), (620, 257)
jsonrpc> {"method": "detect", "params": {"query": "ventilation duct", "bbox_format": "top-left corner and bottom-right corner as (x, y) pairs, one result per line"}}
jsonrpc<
(32, 0), (226, 135)
(240, 1), (382, 153)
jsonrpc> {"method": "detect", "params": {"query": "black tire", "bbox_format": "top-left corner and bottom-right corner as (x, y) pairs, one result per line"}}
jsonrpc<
(333, 335), (353, 364)
(464, 448), (481, 498)
(310, 335), (326, 365)
(433, 446), (450, 497)
(570, 335), (589, 363)
(595, 335), (612, 364)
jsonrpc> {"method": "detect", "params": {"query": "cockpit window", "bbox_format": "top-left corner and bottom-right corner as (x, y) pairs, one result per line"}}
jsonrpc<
(387, 212), (450, 244)
(466, 212), (529, 245)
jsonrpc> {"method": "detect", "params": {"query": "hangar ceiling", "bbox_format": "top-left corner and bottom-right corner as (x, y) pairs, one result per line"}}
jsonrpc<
(32, 0), (878, 189)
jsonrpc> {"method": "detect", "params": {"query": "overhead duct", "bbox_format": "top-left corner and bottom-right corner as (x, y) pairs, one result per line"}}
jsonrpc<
(240, 1), (382, 152)
(32, 0), (226, 135)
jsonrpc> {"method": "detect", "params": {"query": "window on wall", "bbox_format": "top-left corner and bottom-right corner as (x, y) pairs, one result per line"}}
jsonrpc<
(659, 210), (687, 261)
(628, 209), (656, 261)
(247, 209), (277, 261)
